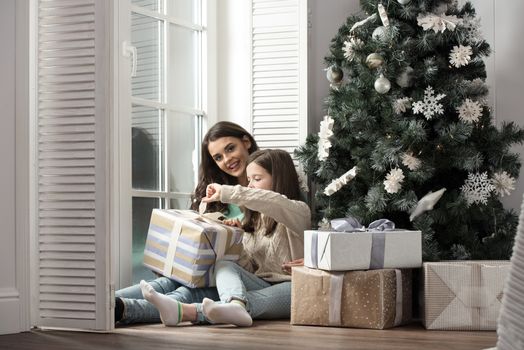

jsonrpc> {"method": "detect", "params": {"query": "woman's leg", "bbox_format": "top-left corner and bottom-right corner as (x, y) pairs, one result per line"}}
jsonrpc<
(116, 277), (219, 325)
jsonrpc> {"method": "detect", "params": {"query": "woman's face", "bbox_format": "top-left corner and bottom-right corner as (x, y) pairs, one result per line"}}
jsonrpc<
(246, 162), (272, 190)
(208, 136), (252, 180)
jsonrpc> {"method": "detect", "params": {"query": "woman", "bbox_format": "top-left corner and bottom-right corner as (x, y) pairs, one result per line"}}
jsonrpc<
(190, 121), (258, 217)
(115, 121), (259, 325)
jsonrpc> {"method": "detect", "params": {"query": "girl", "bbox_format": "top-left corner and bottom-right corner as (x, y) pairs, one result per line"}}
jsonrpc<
(140, 149), (311, 326)
(115, 121), (259, 325)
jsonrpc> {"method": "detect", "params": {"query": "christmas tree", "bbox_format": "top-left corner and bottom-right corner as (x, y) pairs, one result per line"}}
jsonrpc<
(296, 0), (524, 261)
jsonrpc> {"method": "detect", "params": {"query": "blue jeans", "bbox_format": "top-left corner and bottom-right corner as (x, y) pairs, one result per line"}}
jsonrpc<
(197, 260), (291, 320)
(116, 277), (219, 324)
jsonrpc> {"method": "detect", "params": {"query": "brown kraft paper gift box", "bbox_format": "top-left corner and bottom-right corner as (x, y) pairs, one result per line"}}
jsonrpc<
(291, 266), (412, 329)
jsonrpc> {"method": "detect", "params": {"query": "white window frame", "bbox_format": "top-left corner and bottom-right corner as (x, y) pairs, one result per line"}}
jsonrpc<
(113, 0), (217, 289)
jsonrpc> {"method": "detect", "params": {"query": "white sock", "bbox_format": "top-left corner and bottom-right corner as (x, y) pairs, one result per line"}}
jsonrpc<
(140, 280), (182, 326)
(202, 297), (253, 327)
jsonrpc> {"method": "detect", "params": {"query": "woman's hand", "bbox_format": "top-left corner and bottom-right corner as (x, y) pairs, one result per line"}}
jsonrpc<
(202, 183), (222, 203)
(281, 258), (304, 274)
(222, 218), (242, 228)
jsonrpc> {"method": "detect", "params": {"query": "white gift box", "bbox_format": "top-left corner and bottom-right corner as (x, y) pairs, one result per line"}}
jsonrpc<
(304, 229), (422, 271)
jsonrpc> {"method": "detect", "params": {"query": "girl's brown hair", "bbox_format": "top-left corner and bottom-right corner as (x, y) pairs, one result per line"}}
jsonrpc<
(190, 121), (258, 213)
(243, 149), (301, 236)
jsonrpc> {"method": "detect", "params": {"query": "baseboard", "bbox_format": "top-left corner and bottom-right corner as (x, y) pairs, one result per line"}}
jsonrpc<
(0, 288), (22, 335)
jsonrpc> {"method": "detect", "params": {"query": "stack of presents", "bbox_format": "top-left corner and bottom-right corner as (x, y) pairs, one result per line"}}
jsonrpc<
(142, 209), (510, 331)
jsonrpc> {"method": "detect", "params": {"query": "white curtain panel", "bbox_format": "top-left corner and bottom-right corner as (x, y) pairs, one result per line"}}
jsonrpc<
(496, 193), (524, 350)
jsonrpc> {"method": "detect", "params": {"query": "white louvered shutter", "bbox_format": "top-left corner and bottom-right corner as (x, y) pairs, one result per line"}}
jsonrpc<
(36, 0), (110, 330)
(251, 0), (308, 156)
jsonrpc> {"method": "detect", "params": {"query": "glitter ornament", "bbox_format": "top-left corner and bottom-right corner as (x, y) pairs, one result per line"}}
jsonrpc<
(366, 53), (384, 69)
(326, 65), (343, 83)
(374, 74), (391, 94)
(372, 26), (387, 41)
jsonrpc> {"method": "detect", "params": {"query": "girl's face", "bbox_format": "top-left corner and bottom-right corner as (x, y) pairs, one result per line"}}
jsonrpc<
(208, 136), (252, 181)
(246, 162), (272, 190)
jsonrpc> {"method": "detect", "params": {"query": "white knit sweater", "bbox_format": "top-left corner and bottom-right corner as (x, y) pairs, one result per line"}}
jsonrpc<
(220, 185), (311, 282)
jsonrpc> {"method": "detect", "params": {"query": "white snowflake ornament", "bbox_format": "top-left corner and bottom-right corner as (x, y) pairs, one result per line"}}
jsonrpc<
(401, 152), (421, 171)
(384, 168), (405, 194)
(393, 97), (412, 114)
(459, 15), (483, 43)
(343, 37), (363, 62)
(412, 86), (446, 120)
(492, 171), (516, 197)
(461, 172), (495, 206)
(317, 115), (334, 161)
(449, 45), (473, 68)
(417, 13), (461, 33)
(457, 99), (482, 123)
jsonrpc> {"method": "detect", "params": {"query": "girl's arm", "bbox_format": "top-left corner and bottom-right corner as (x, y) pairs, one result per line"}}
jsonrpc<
(220, 185), (310, 235)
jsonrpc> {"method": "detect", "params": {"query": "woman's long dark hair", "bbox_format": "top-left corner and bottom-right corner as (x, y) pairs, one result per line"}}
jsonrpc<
(243, 149), (301, 236)
(190, 121), (258, 213)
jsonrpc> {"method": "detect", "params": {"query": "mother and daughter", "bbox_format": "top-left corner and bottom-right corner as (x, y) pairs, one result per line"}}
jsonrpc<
(115, 121), (310, 327)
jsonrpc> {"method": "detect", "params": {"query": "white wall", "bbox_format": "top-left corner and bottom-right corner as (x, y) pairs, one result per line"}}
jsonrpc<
(215, 0), (251, 131)
(0, 0), (22, 335)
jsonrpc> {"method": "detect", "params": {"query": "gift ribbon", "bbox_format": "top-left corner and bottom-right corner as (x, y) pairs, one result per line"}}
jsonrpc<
(163, 210), (230, 277)
(394, 269), (403, 326)
(328, 272), (345, 326)
(312, 217), (395, 269)
(327, 269), (404, 327)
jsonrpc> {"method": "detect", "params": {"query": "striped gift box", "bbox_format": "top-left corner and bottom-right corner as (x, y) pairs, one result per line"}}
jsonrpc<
(143, 209), (243, 288)
(423, 260), (510, 330)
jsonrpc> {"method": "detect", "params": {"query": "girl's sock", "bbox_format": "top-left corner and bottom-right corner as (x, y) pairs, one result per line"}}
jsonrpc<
(140, 280), (183, 326)
(202, 297), (253, 327)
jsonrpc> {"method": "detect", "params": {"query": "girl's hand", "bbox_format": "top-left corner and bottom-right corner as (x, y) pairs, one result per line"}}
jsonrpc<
(222, 218), (242, 228)
(281, 258), (304, 274)
(202, 183), (222, 203)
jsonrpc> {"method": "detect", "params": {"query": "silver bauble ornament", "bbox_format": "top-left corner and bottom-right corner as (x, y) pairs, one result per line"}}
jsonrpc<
(396, 66), (414, 88)
(397, 0), (411, 5)
(372, 26), (387, 41)
(326, 65), (343, 84)
(366, 53), (384, 69)
(374, 74), (391, 94)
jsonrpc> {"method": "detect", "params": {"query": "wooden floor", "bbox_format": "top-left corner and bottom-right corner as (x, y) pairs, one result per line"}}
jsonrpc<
(0, 320), (497, 350)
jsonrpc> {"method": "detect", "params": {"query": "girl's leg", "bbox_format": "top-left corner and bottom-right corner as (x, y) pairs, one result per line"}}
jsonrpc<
(214, 260), (271, 303)
(206, 261), (292, 321)
(245, 281), (291, 319)
(199, 260), (270, 326)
